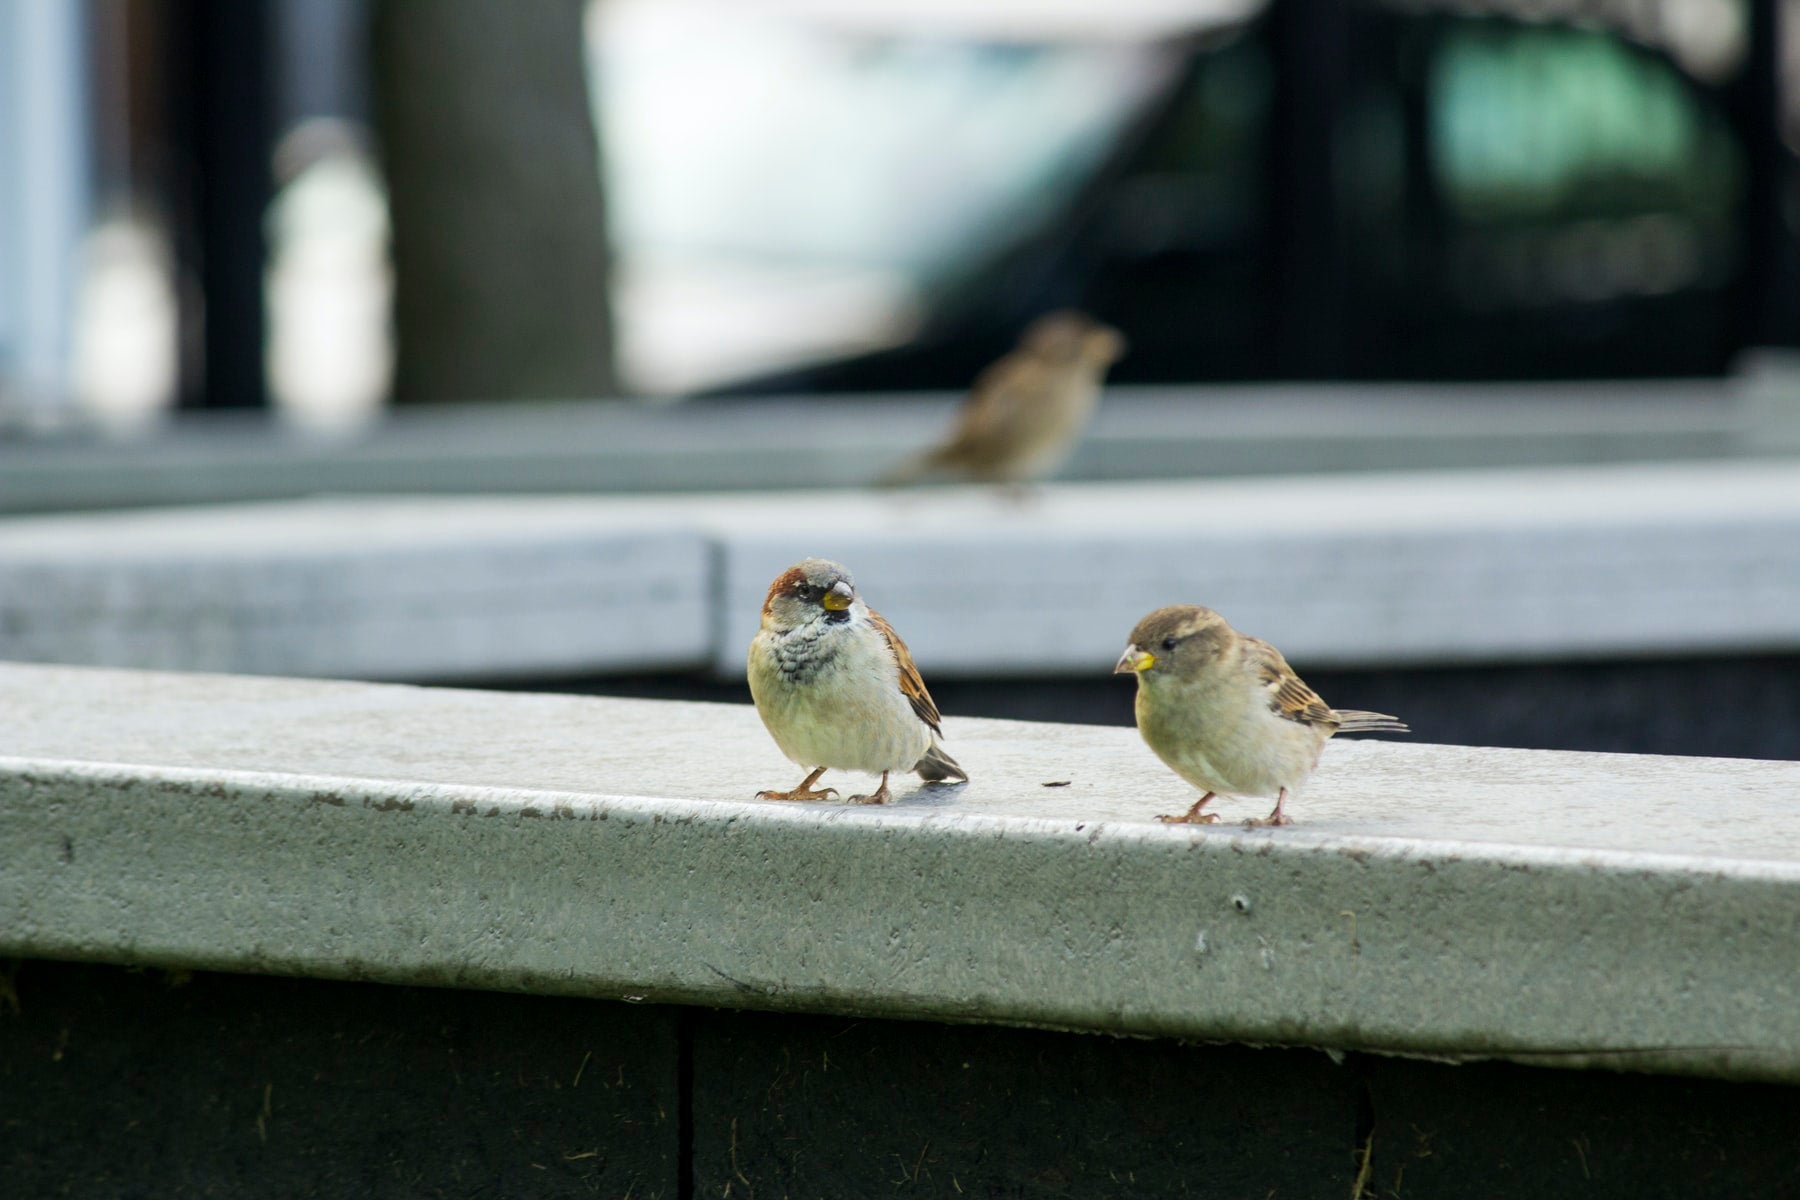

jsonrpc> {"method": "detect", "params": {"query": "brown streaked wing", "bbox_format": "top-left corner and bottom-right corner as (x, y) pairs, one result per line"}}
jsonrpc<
(1247, 637), (1337, 729)
(867, 608), (943, 733)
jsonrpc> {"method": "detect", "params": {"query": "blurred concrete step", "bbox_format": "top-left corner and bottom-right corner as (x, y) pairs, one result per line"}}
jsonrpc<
(1, 458), (1797, 679)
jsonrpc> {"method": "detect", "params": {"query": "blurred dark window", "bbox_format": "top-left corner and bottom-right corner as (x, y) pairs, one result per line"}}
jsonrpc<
(721, 0), (1778, 392)
(1342, 11), (1747, 379)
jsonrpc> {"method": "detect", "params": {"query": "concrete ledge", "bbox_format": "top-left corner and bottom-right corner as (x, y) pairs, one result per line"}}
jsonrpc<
(0, 499), (712, 678)
(708, 459), (1800, 673)
(3, 458), (1798, 678)
(0, 381), (1748, 515)
(4, 662), (1798, 1082)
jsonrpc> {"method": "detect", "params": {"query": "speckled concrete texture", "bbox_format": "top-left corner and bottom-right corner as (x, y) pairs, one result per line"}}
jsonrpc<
(4, 663), (1798, 1081)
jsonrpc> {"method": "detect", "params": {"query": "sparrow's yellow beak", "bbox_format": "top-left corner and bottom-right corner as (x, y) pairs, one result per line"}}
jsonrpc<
(822, 580), (855, 611)
(1114, 644), (1154, 674)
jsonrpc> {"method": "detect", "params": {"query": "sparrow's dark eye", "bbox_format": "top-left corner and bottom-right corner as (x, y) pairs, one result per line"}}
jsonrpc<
(1161, 636), (1180, 651)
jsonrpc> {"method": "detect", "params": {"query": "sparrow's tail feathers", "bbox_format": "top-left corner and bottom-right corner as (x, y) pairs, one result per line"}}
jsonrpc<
(914, 741), (968, 783)
(1333, 710), (1409, 735)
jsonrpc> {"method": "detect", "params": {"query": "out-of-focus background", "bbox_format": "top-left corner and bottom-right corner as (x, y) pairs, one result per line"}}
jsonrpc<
(2, 0), (1797, 759)
(8, 0), (1800, 420)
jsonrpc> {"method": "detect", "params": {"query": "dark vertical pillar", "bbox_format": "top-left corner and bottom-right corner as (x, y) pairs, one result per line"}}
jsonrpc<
(1728, 0), (1795, 352)
(1395, 16), (1445, 375)
(165, 0), (275, 410)
(371, 0), (616, 405)
(1262, 0), (1354, 378)
(272, 0), (370, 128)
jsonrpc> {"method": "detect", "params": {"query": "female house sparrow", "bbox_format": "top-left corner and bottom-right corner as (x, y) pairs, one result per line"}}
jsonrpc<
(879, 310), (1126, 486)
(1114, 606), (1408, 827)
(748, 558), (967, 805)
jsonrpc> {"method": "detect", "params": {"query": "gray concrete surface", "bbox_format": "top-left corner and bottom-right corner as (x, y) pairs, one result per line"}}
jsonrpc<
(3, 458), (1797, 679)
(708, 458), (1800, 674)
(4, 662), (1797, 1082)
(0, 381), (1748, 515)
(0, 498), (711, 678)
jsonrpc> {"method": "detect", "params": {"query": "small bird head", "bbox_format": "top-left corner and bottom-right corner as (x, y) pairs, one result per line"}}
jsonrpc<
(1114, 605), (1233, 680)
(762, 557), (859, 631)
(1021, 311), (1127, 368)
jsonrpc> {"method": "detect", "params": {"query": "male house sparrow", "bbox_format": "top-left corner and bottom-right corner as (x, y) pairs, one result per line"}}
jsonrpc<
(748, 558), (967, 805)
(879, 310), (1126, 486)
(1114, 605), (1408, 827)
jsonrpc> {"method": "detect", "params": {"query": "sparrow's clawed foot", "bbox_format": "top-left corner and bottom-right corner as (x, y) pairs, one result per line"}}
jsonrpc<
(757, 786), (841, 802)
(1156, 793), (1220, 824)
(1242, 789), (1293, 827)
(757, 767), (840, 803)
(846, 772), (893, 805)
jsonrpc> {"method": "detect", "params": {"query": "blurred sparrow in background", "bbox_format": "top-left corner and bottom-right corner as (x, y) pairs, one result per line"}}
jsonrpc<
(749, 557), (967, 805)
(1114, 605), (1408, 827)
(879, 310), (1125, 486)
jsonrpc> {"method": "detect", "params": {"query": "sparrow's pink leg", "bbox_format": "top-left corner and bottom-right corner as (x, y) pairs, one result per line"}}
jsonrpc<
(756, 766), (840, 802)
(1157, 793), (1220, 824)
(1243, 788), (1293, 827)
(847, 771), (893, 805)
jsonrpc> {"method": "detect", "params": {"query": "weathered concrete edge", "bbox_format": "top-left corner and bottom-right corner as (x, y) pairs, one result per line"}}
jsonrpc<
(5, 756), (1795, 1083)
